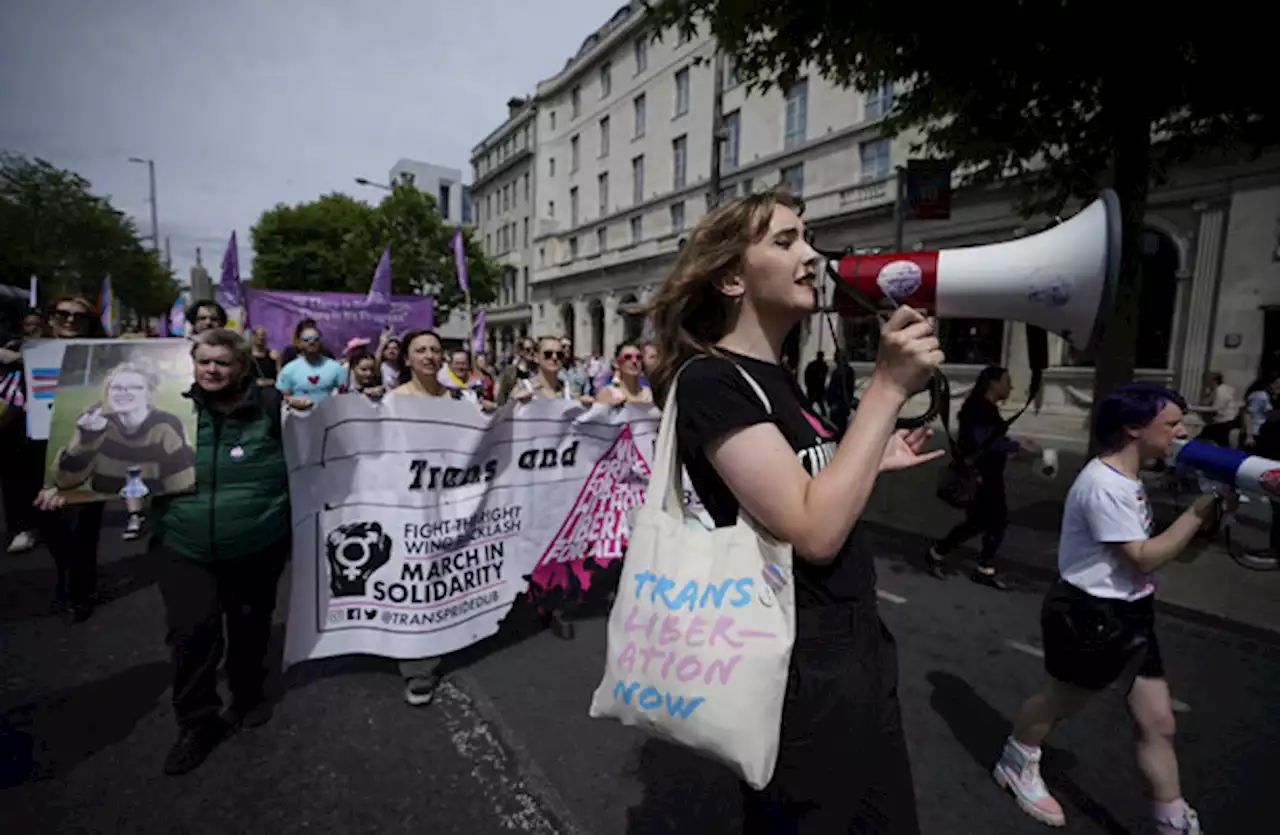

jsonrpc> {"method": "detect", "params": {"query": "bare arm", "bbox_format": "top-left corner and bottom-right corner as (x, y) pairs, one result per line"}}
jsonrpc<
(704, 307), (942, 563)
(1113, 494), (1220, 573)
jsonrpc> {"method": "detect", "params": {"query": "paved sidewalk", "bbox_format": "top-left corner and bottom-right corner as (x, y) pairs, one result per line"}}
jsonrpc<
(864, 447), (1280, 639)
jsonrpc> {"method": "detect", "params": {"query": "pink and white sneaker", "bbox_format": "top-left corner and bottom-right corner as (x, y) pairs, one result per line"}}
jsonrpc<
(993, 737), (1066, 827)
(1155, 805), (1202, 835)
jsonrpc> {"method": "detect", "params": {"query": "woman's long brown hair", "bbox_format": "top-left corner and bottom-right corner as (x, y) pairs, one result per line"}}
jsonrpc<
(642, 188), (800, 407)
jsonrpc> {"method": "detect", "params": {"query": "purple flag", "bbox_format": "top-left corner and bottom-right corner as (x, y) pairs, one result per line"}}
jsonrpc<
(451, 228), (470, 295)
(472, 309), (487, 355)
(217, 231), (243, 308)
(367, 246), (391, 307)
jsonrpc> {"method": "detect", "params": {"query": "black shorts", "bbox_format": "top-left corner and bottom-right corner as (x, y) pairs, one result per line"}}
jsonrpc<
(1041, 580), (1164, 691)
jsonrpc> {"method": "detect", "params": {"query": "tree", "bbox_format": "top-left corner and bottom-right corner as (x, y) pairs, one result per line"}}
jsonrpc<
(0, 154), (179, 317)
(250, 181), (498, 322)
(645, 3), (1278, 441)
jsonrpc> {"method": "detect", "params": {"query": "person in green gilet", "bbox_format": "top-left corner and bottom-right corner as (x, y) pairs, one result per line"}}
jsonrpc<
(153, 328), (291, 775)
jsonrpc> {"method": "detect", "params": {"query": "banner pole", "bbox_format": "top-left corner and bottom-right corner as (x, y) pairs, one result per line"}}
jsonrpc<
(465, 290), (474, 355)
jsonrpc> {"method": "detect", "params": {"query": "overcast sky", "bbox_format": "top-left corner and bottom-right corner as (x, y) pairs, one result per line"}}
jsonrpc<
(0, 0), (615, 287)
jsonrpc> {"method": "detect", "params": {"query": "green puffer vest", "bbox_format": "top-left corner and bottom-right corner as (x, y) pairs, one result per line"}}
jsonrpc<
(152, 384), (290, 561)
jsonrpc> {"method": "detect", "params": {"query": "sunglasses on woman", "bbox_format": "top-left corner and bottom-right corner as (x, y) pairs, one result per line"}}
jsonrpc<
(53, 309), (92, 323)
(618, 352), (641, 362)
(542, 350), (565, 361)
(300, 335), (321, 343)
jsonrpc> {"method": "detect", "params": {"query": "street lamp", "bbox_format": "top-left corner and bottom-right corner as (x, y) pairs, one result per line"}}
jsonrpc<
(128, 157), (160, 256)
(354, 177), (393, 191)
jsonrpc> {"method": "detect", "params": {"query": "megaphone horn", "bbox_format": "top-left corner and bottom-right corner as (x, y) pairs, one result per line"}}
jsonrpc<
(828, 190), (1122, 358)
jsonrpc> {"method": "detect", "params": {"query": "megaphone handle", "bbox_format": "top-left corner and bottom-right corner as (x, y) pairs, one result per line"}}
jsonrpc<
(895, 372), (947, 431)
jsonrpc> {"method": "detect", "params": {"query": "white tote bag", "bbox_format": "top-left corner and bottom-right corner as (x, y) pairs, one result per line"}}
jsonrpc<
(588, 362), (796, 790)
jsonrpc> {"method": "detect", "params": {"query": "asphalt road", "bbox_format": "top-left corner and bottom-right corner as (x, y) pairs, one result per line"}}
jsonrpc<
(3, 513), (1278, 835)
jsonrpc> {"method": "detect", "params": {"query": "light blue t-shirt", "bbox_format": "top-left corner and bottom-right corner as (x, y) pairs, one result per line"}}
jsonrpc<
(277, 356), (347, 403)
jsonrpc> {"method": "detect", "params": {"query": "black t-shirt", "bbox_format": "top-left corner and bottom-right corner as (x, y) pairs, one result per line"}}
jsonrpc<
(674, 352), (875, 607)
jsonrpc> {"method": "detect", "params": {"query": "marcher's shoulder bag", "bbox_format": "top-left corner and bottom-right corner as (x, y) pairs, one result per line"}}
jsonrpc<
(588, 359), (796, 790)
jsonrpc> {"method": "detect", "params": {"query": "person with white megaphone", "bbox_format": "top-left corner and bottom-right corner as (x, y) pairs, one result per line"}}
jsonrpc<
(995, 383), (1234, 834)
(646, 189), (943, 834)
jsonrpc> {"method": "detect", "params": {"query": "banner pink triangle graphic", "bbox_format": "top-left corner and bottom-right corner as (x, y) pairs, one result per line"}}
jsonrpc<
(531, 424), (652, 592)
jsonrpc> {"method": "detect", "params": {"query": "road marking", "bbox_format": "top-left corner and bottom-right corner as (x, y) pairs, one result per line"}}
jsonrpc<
(436, 681), (564, 834)
(1005, 640), (1046, 659)
(876, 589), (908, 604)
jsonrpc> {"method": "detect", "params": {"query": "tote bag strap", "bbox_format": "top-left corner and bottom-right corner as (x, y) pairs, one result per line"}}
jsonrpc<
(644, 356), (772, 518)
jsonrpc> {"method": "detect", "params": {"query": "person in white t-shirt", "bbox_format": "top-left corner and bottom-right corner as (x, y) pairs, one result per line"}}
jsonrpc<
(993, 383), (1235, 835)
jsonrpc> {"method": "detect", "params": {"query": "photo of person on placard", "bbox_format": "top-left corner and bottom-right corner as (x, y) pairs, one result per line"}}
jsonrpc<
(47, 344), (197, 516)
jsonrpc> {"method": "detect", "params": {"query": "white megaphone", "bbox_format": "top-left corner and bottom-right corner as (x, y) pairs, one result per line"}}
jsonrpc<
(827, 190), (1121, 356)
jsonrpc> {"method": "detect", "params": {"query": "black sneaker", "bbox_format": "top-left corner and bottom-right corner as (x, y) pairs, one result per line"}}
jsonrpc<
(122, 512), (147, 541)
(548, 610), (575, 640)
(970, 567), (1011, 591)
(163, 722), (226, 775)
(225, 699), (273, 730)
(403, 674), (441, 707)
(926, 546), (948, 580)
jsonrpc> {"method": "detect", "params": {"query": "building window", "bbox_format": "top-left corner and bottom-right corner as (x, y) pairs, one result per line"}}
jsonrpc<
(549, 157), (556, 176)
(632, 155), (645, 203)
(860, 138), (891, 181)
(502, 184), (510, 212)
(571, 86), (581, 119)
(865, 85), (894, 120)
(670, 201), (684, 231)
(723, 55), (739, 90)
(439, 183), (452, 219)
(549, 110), (556, 131)
(721, 110), (740, 171)
(672, 135), (688, 189)
(598, 172), (609, 215)
(523, 124), (531, 149)
(570, 187), (579, 226)
(486, 194), (492, 219)
(784, 79), (808, 149)
(781, 163), (804, 196)
(633, 94), (646, 138)
(634, 38), (648, 73)
(520, 267), (528, 302)
(523, 217), (529, 247)
(548, 200), (555, 218)
(523, 172), (530, 201)
(630, 215), (642, 244)
(539, 246), (545, 266)
(569, 236), (579, 259)
(674, 67), (690, 117)
(600, 61), (612, 98)
(570, 135), (580, 172)
(599, 116), (610, 157)
(597, 226), (607, 252)
(485, 233), (491, 254)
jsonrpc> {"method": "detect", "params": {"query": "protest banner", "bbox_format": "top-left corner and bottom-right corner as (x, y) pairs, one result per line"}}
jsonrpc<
(281, 394), (707, 666)
(245, 289), (433, 353)
(41, 338), (197, 503)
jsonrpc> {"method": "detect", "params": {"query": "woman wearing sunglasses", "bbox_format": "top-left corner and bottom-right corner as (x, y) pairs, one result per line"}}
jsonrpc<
(276, 324), (346, 410)
(593, 342), (653, 407)
(512, 336), (587, 403)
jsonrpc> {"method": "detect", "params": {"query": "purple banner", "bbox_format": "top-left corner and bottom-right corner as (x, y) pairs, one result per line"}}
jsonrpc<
(244, 289), (434, 352)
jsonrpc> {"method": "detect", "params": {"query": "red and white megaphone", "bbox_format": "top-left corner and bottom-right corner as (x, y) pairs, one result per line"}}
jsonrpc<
(826, 190), (1122, 356)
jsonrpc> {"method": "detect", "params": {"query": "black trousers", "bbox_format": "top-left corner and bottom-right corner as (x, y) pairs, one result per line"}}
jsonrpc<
(743, 599), (920, 835)
(155, 539), (288, 729)
(1199, 420), (1234, 447)
(937, 478), (1008, 567)
(0, 427), (43, 537)
(40, 500), (104, 607)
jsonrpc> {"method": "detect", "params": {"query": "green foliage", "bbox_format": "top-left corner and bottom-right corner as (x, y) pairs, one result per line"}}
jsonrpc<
(250, 181), (498, 322)
(0, 153), (179, 317)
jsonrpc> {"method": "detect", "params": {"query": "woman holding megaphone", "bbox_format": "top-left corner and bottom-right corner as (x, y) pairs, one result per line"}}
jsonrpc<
(646, 189), (942, 834)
